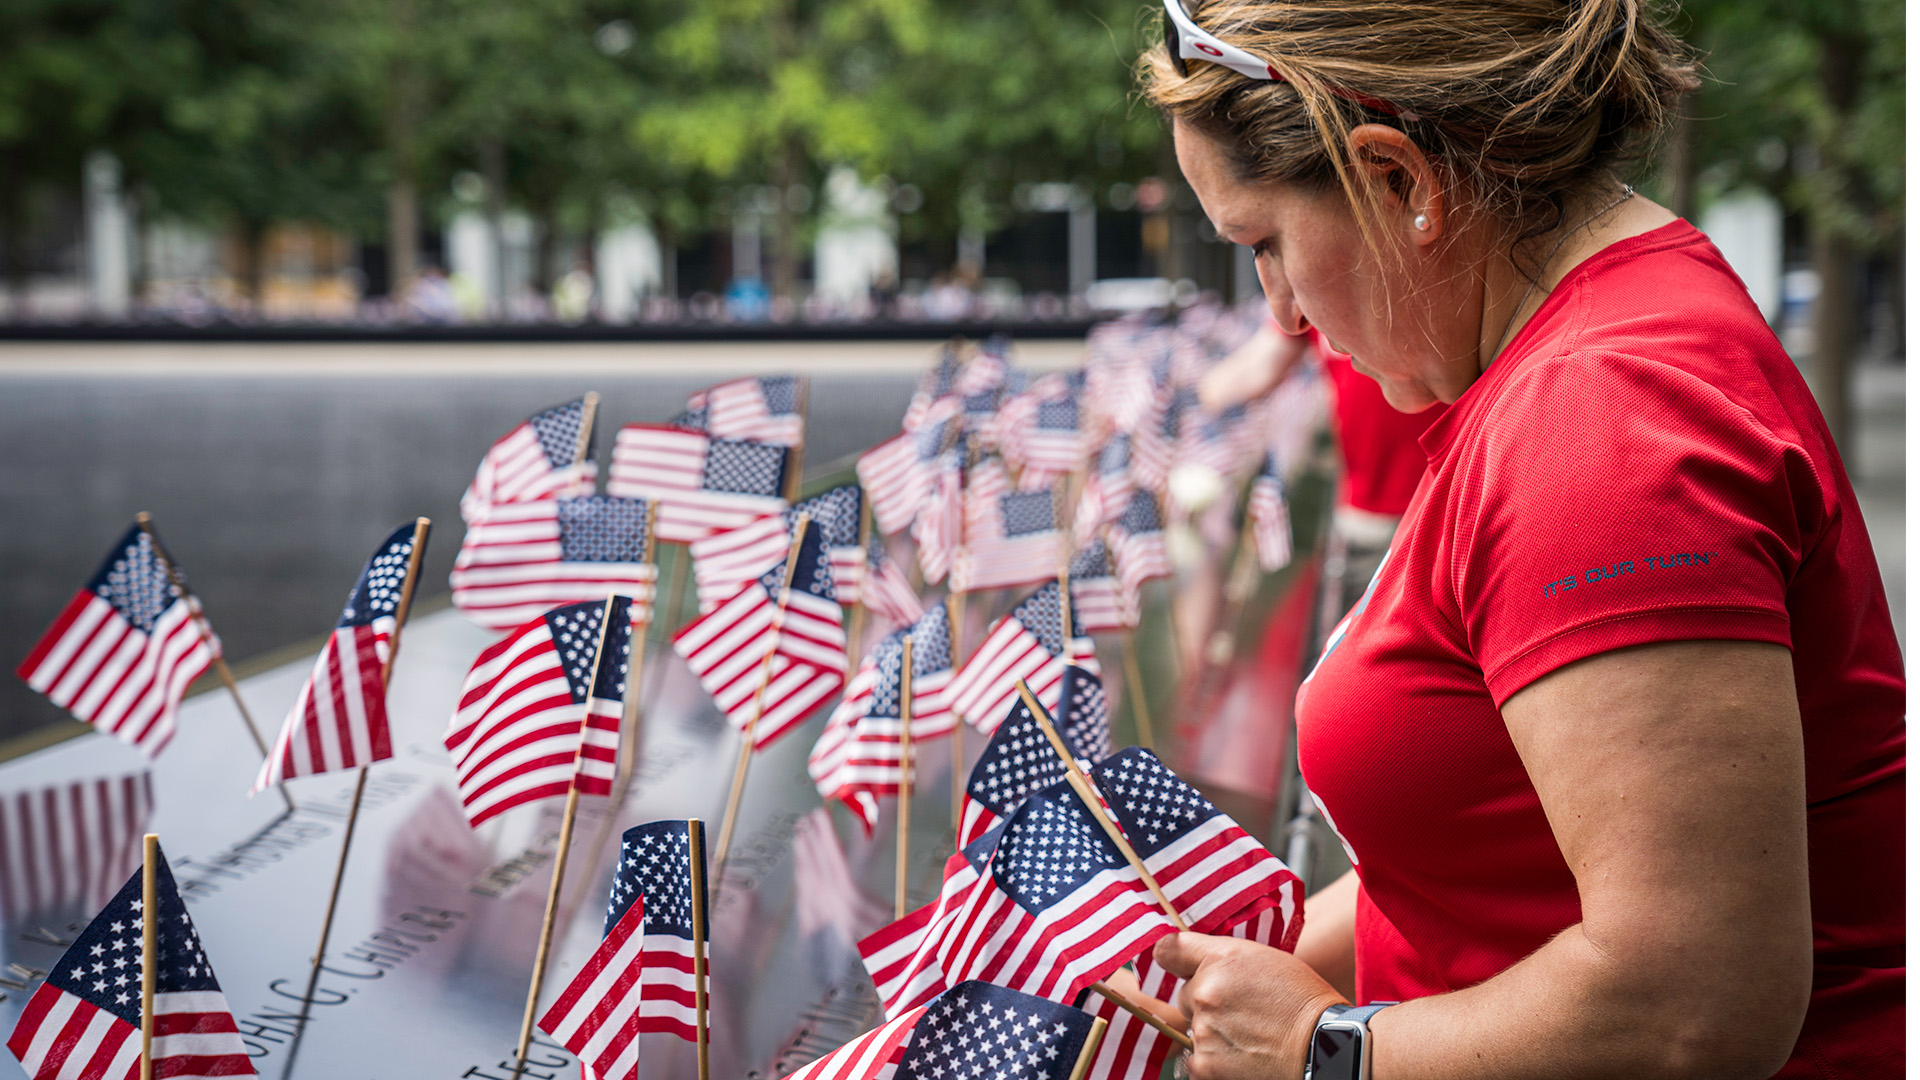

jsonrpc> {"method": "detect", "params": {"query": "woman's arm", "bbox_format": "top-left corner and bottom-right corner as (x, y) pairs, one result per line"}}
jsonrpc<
(1197, 321), (1312, 412)
(1293, 868), (1358, 1000)
(1157, 639), (1812, 1080)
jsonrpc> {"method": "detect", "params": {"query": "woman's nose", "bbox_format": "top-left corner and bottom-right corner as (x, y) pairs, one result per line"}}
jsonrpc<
(1256, 262), (1310, 336)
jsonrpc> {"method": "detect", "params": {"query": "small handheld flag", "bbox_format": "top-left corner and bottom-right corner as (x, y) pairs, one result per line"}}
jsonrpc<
(16, 523), (218, 759)
(6, 841), (253, 1080)
(253, 521), (427, 793)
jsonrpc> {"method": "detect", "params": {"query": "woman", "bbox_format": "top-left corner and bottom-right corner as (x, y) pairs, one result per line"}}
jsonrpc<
(1140, 2), (1905, 1079)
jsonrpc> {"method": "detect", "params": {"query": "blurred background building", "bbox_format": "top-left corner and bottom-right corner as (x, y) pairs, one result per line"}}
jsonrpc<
(0, 0), (1899, 381)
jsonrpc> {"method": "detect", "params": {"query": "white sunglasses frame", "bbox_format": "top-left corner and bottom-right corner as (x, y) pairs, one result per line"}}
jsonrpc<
(1159, 0), (1421, 122)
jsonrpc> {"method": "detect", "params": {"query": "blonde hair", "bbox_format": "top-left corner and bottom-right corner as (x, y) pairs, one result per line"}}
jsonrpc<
(1139, 0), (1699, 246)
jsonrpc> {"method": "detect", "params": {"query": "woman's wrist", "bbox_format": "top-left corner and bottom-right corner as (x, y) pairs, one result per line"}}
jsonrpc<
(1287, 986), (1352, 1079)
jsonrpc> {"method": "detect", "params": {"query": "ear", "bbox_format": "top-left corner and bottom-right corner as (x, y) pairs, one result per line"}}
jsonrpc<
(1345, 124), (1445, 248)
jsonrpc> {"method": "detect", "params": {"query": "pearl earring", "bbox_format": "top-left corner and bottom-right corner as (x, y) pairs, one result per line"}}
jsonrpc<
(1414, 213), (1431, 231)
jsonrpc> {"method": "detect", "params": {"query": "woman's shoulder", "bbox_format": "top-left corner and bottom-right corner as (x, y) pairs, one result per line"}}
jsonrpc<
(1472, 222), (1826, 461)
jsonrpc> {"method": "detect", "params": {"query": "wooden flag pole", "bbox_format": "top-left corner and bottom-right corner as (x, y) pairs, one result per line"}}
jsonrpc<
(1014, 679), (1189, 931)
(1155, 493), (1189, 686)
(1206, 494), (1265, 672)
(1120, 630), (1157, 752)
(688, 818), (710, 1080)
(712, 513), (812, 888)
(895, 637), (915, 918)
(785, 377), (810, 504)
(616, 502), (662, 788)
(1066, 1016), (1113, 1080)
(572, 391), (600, 474)
(1055, 476), (1077, 642)
(844, 493), (873, 669)
(305, 519), (431, 980)
(655, 544), (690, 643)
(515, 595), (620, 1072)
(139, 832), (158, 1080)
(135, 512), (291, 812)
(1089, 976), (1194, 1051)
(944, 592), (969, 825)
(560, 508), (661, 921)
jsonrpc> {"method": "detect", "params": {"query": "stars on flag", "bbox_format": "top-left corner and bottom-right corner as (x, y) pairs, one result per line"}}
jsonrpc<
(606, 822), (697, 938)
(991, 785), (1125, 913)
(96, 531), (176, 633)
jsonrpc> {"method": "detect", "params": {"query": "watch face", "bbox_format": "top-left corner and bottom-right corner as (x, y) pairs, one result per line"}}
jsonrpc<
(1311, 1024), (1365, 1080)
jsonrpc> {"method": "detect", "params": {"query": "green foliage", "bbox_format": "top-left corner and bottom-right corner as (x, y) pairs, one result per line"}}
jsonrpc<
(0, 0), (1903, 276)
(1685, 0), (1904, 247)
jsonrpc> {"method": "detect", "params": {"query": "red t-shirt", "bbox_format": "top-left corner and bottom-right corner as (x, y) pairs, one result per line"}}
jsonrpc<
(1294, 221), (1905, 1076)
(1311, 332), (1440, 516)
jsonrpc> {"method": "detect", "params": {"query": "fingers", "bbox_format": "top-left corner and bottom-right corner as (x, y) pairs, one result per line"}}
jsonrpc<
(1153, 930), (1218, 980)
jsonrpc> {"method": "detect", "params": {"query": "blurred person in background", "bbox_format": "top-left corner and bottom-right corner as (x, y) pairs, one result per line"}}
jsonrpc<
(552, 260), (596, 323)
(1142, 1), (1904, 1079)
(404, 262), (458, 323)
(1200, 319), (1438, 612)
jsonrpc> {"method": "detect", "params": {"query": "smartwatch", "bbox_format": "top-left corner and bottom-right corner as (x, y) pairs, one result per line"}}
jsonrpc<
(1305, 1002), (1395, 1080)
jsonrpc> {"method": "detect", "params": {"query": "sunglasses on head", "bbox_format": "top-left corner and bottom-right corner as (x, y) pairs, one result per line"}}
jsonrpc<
(1160, 0), (1418, 121)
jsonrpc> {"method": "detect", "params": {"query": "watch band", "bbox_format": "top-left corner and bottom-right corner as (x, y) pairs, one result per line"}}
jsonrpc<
(1319, 1001), (1396, 1028)
(1309, 1002), (1398, 1080)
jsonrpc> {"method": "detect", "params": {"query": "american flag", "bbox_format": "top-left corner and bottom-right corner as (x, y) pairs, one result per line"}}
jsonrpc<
(539, 821), (707, 1080)
(449, 497), (658, 631)
(672, 520), (846, 750)
(689, 485), (864, 614)
(1073, 435), (1135, 546)
(1080, 984), (1174, 1080)
(899, 343), (966, 434)
(1107, 492), (1172, 608)
(459, 397), (597, 526)
(607, 425), (791, 543)
(252, 522), (423, 794)
(6, 847), (254, 1080)
(442, 596), (636, 828)
(909, 449), (962, 586)
(1067, 542), (1132, 634)
(1178, 399), (1261, 480)
(861, 533), (924, 632)
(16, 523), (218, 759)
(861, 892), (949, 1022)
(1087, 748), (1303, 941)
(953, 482), (1061, 594)
(858, 421), (951, 536)
(781, 1004), (924, 1080)
(945, 583), (1098, 734)
(961, 339), (1014, 400)
(808, 607), (956, 833)
(864, 778), (1172, 1010)
(0, 772), (152, 924)
(999, 382), (1085, 479)
(956, 665), (1110, 848)
(1248, 451), (1293, 572)
(1127, 385), (1179, 496)
(679, 375), (805, 446)
(879, 982), (1096, 1080)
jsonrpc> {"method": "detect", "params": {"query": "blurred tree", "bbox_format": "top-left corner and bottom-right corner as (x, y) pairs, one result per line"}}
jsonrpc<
(0, 0), (173, 302)
(629, 0), (1163, 298)
(629, 0), (935, 299)
(1674, 0), (1904, 453)
(122, 0), (379, 303)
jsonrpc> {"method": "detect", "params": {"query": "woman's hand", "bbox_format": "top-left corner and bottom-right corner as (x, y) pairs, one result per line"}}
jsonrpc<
(1153, 932), (1347, 1080)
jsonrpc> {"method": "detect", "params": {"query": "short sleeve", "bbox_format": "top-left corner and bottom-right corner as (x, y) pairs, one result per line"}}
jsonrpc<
(1449, 351), (1824, 704)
